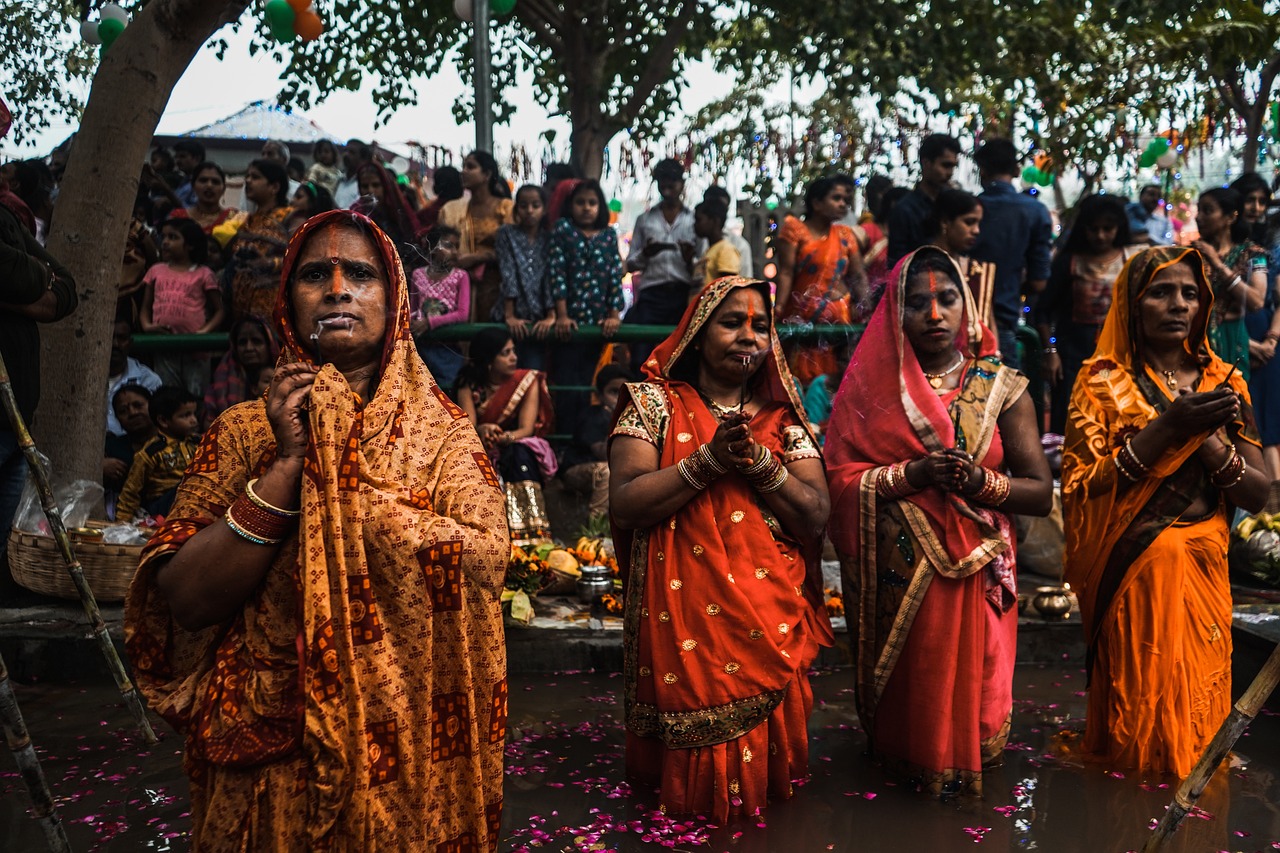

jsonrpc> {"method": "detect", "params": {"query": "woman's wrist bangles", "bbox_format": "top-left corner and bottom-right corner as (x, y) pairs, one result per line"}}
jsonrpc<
(970, 468), (1012, 506)
(742, 446), (790, 493)
(225, 478), (300, 545)
(1210, 444), (1246, 489)
(875, 462), (918, 500)
(1114, 435), (1152, 483)
(677, 444), (728, 491)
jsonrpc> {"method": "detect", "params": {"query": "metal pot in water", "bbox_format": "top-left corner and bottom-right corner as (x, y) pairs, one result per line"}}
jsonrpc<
(576, 565), (613, 604)
(1033, 586), (1072, 620)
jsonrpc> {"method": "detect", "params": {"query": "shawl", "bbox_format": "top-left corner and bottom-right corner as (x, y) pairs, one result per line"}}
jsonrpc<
(202, 315), (280, 427)
(825, 247), (1027, 578)
(613, 276), (833, 748)
(125, 209), (509, 850)
(1062, 246), (1257, 653)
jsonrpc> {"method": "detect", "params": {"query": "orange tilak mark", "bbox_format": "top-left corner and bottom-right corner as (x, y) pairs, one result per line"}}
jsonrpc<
(928, 270), (941, 320)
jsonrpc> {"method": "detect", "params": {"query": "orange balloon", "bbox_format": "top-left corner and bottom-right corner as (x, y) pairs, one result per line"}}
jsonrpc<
(295, 9), (323, 40)
(286, 0), (310, 11)
(609, 210), (619, 225)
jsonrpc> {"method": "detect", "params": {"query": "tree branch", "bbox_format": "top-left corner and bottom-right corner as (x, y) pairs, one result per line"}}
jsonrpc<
(514, 2), (564, 56)
(612, 0), (700, 126)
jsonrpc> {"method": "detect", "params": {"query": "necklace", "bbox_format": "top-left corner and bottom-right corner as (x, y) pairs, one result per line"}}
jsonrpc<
(923, 354), (966, 389)
(1161, 369), (1179, 390)
(699, 390), (747, 420)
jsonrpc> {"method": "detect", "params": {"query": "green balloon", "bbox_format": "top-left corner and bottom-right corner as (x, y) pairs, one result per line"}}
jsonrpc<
(608, 198), (623, 213)
(1037, 170), (1054, 187)
(97, 18), (124, 48)
(491, 0), (516, 13)
(1138, 150), (1158, 168)
(265, 0), (296, 42)
(1021, 166), (1041, 185)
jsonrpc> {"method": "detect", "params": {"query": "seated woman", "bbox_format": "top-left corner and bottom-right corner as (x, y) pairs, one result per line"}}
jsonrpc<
(124, 210), (508, 849)
(1063, 246), (1268, 777)
(609, 276), (834, 821)
(457, 327), (556, 545)
(825, 248), (1052, 798)
(202, 315), (279, 428)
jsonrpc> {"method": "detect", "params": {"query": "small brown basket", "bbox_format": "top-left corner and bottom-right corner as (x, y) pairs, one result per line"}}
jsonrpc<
(7, 524), (145, 602)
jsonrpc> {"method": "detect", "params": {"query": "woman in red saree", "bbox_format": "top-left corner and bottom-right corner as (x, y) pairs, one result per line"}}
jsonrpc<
(1063, 246), (1268, 776)
(774, 175), (867, 386)
(825, 247), (1052, 797)
(457, 326), (557, 546)
(609, 276), (834, 822)
(124, 210), (509, 850)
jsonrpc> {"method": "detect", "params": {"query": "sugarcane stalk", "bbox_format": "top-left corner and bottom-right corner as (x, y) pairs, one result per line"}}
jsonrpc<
(1142, 642), (1280, 851)
(0, 652), (73, 852)
(0, 354), (155, 744)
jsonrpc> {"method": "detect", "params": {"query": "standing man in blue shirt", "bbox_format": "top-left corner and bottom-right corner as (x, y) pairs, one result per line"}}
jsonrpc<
(970, 138), (1054, 369)
(887, 134), (962, 267)
(624, 158), (697, 372)
(1125, 184), (1174, 245)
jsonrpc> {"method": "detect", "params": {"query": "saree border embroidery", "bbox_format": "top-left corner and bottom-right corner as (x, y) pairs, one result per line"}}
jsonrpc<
(628, 689), (788, 749)
(497, 371), (538, 424)
(622, 382), (672, 454)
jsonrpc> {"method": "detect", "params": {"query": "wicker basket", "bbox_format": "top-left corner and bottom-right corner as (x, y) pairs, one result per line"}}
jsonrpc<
(7, 525), (145, 602)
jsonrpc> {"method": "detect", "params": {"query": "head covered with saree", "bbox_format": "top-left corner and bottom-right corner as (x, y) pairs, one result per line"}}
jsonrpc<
(126, 209), (509, 849)
(1062, 245), (1255, 637)
(826, 246), (1023, 575)
(611, 276), (831, 816)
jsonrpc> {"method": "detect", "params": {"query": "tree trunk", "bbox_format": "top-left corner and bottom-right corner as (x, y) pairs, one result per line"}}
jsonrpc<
(568, 116), (615, 181)
(1242, 103), (1264, 174)
(38, 0), (247, 485)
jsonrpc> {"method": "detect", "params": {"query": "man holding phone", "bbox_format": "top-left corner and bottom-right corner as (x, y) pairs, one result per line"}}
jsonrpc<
(624, 158), (697, 372)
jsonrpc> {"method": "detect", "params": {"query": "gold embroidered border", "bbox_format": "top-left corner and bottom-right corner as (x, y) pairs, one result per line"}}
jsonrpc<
(628, 690), (786, 749)
(871, 550), (934, 704)
(498, 371), (538, 423)
(899, 500), (1006, 581)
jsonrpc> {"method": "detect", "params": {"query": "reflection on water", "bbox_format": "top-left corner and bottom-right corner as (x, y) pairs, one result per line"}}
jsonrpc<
(2, 666), (1278, 851)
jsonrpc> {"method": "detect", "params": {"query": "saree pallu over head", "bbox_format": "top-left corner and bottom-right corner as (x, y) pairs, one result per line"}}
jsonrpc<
(825, 247), (1024, 574)
(611, 276), (832, 810)
(1062, 246), (1256, 668)
(202, 315), (281, 427)
(125, 209), (510, 851)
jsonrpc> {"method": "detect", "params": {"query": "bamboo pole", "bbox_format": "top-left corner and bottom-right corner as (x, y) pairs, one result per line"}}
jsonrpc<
(1142, 643), (1280, 851)
(0, 652), (73, 852)
(0, 354), (155, 744)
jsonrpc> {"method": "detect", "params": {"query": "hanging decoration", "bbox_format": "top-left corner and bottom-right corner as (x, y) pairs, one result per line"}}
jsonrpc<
(79, 3), (131, 54)
(263, 0), (327, 43)
(1137, 137), (1171, 169)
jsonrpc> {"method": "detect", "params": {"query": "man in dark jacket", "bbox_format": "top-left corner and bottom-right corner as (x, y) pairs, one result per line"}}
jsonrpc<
(0, 128), (79, 593)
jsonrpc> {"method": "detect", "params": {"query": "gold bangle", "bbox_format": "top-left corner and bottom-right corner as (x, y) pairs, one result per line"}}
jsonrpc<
(246, 478), (301, 517)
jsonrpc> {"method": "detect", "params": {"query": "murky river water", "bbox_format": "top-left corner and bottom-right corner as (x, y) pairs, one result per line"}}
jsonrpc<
(2, 665), (1278, 851)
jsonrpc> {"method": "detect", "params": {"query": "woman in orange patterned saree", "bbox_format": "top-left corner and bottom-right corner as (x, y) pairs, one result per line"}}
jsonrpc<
(609, 276), (834, 822)
(825, 247), (1051, 797)
(1063, 246), (1268, 777)
(125, 210), (510, 851)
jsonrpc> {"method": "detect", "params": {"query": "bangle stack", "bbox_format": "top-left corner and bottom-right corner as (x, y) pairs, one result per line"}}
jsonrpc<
(1114, 436), (1152, 482)
(875, 462), (917, 500)
(677, 444), (728, 491)
(971, 468), (1012, 506)
(1210, 445), (1246, 489)
(741, 446), (791, 493)
(224, 478), (300, 545)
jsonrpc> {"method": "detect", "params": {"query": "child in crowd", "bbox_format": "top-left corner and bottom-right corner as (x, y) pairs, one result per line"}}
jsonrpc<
(115, 386), (201, 521)
(409, 224), (470, 391)
(693, 199), (742, 291)
(104, 384), (156, 514)
(496, 184), (556, 371)
(251, 365), (275, 397)
(140, 216), (224, 395)
(548, 179), (624, 430)
(561, 364), (630, 524)
(284, 181), (338, 235)
(802, 340), (851, 442)
(306, 140), (342, 196)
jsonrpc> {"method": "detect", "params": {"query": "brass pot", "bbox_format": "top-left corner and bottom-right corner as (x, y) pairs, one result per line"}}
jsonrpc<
(1033, 586), (1072, 620)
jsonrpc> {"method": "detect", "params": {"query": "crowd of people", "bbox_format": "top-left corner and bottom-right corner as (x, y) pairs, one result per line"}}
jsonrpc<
(6, 109), (1280, 848)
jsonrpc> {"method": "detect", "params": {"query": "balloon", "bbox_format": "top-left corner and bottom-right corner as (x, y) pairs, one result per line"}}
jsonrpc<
(609, 210), (619, 225)
(294, 9), (324, 41)
(491, 0), (516, 13)
(608, 198), (622, 213)
(265, 0), (297, 42)
(1036, 169), (1054, 187)
(454, 0), (474, 21)
(97, 18), (124, 48)
(80, 20), (102, 44)
(1156, 150), (1177, 169)
(286, 0), (310, 10)
(1138, 150), (1157, 168)
(1021, 165), (1042, 185)
(99, 3), (129, 24)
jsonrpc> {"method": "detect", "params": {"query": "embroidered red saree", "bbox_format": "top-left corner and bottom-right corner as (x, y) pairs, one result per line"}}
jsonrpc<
(473, 368), (556, 545)
(612, 276), (834, 822)
(1063, 246), (1257, 776)
(825, 247), (1026, 797)
(125, 211), (510, 851)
